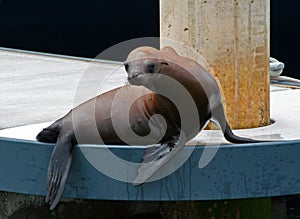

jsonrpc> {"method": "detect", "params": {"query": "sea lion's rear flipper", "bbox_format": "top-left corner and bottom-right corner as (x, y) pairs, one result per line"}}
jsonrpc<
(223, 121), (262, 143)
(211, 104), (263, 144)
(45, 133), (74, 210)
(133, 135), (186, 185)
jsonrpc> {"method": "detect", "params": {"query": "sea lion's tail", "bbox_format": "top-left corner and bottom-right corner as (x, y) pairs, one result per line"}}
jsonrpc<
(36, 121), (60, 143)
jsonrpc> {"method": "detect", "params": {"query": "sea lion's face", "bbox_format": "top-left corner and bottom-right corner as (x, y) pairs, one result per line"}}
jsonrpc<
(124, 58), (169, 89)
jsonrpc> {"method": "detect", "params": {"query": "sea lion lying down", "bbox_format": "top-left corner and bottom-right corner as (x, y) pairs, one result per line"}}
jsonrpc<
(37, 46), (262, 209)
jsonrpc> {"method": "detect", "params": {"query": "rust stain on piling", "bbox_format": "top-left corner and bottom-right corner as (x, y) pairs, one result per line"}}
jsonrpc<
(161, 0), (270, 129)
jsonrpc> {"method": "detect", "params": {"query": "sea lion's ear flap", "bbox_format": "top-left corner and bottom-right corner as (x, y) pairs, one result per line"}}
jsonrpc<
(161, 61), (169, 66)
(123, 62), (129, 71)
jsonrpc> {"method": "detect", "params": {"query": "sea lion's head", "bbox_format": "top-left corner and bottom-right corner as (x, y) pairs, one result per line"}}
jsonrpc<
(124, 47), (169, 89)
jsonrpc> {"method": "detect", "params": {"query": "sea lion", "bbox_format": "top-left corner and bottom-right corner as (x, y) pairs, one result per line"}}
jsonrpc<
(37, 46), (261, 210)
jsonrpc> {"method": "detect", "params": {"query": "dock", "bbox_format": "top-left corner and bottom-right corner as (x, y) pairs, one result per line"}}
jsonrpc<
(1, 48), (300, 218)
(1, 48), (300, 142)
(0, 48), (124, 129)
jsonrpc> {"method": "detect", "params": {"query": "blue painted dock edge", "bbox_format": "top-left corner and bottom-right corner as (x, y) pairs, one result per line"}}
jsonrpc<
(0, 137), (299, 201)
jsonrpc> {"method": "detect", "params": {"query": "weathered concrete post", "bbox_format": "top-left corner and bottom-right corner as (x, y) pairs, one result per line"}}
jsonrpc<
(160, 0), (270, 129)
(160, 0), (271, 217)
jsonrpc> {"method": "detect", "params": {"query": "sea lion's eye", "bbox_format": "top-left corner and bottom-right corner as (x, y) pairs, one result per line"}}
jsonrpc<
(161, 61), (169, 66)
(148, 63), (156, 73)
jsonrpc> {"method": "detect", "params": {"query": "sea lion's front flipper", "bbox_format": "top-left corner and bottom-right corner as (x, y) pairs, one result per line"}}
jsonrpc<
(141, 143), (171, 163)
(133, 135), (186, 185)
(45, 133), (74, 210)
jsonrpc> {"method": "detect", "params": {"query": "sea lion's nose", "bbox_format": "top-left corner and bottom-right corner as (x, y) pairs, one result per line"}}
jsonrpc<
(128, 72), (139, 80)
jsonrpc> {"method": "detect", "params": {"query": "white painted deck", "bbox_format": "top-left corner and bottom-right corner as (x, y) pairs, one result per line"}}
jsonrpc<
(0, 48), (125, 129)
(1, 48), (300, 144)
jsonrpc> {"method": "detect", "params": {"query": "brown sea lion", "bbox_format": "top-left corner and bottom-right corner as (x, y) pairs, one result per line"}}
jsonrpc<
(37, 46), (261, 210)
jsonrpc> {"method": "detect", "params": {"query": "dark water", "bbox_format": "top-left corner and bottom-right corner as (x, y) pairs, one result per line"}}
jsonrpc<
(0, 0), (160, 59)
(0, 0), (299, 78)
(270, 1), (300, 79)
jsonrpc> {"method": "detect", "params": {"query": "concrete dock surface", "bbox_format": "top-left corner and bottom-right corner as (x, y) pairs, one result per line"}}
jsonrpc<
(0, 48), (125, 129)
(1, 48), (300, 144)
